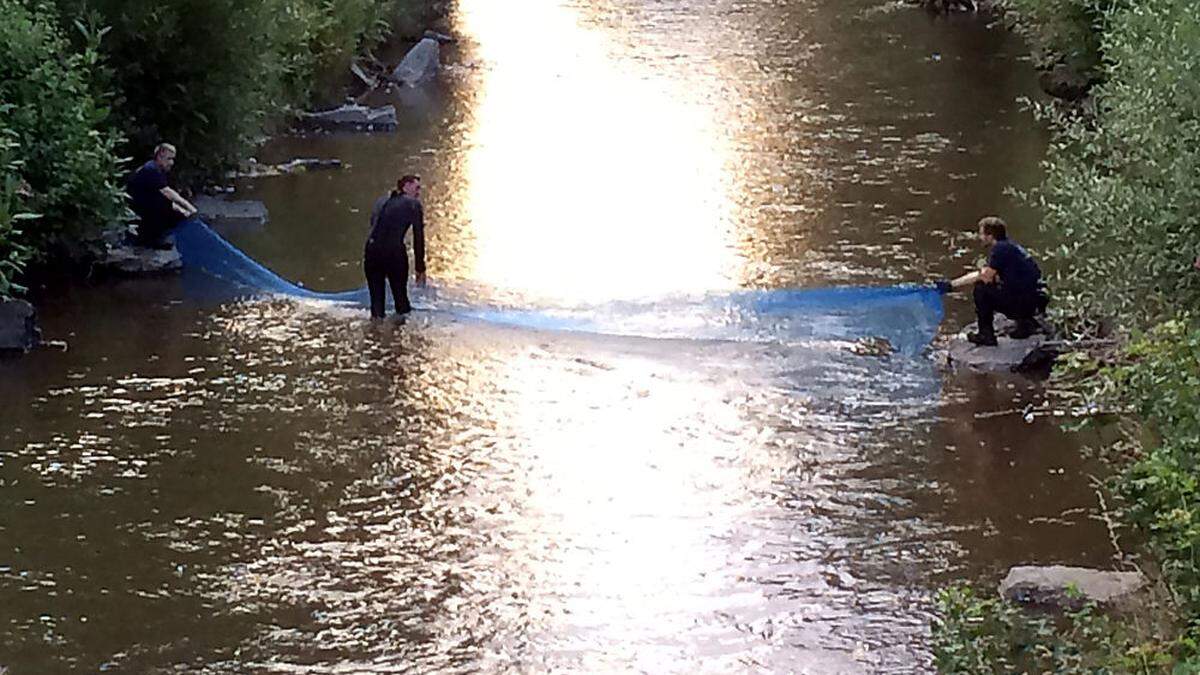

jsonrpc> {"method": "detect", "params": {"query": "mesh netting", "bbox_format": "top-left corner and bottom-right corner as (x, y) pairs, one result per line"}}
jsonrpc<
(174, 219), (944, 353)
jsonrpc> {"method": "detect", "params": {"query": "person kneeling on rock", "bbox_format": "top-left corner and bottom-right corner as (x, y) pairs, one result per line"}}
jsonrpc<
(126, 143), (198, 249)
(935, 216), (1049, 346)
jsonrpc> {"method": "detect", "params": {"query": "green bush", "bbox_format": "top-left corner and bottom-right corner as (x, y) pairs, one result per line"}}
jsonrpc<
(934, 583), (1181, 673)
(51, 0), (443, 179)
(1029, 0), (1200, 330)
(999, 0), (1114, 74)
(1029, 318), (1200, 669)
(1103, 320), (1200, 620)
(0, 0), (126, 299)
(938, 1), (1200, 670)
(50, 0), (292, 180)
(0, 126), (36, 298)
(273, 0), (391, 106)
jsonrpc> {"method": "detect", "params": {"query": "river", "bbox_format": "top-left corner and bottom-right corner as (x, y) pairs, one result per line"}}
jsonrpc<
(0, 1), (1114, 672)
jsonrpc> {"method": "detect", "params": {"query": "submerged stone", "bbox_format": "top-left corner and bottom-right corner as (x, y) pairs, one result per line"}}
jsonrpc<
(228, 158), (343, 179)
(299, 104), (397, 131)
(1000, 565), (1146, 610)
(280, 158), (343, 172)
(0, 298), (41, 353)
(196, 196), (269, 230)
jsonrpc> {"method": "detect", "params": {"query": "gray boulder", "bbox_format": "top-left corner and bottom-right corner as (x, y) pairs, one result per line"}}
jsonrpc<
(196, 196), (269, 229)
(0, 298), (41, 352)
(1000, 565), (1146, 610)
(299, 104), (397, 131)
(944, 317), (1052, 373)
(391, 38), (440, 87)
(97, 239), (183, 276)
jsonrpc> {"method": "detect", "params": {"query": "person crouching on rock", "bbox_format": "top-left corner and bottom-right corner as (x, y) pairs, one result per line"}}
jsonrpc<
(935, 216), (1049, 346)
(364, 174), (427, 319)
(126, 143), (198, 249)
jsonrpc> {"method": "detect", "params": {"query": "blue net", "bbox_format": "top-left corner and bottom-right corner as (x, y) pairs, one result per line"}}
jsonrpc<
(174, 219), (944, 354)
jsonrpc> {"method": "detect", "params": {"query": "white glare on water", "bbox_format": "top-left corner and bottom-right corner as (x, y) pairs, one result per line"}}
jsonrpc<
(457, 0), (741, 303)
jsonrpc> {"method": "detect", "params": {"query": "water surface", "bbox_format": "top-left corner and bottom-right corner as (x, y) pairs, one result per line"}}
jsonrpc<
(0, 1), (1113, 672)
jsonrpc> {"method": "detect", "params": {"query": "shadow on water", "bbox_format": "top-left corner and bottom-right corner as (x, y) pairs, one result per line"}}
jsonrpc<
(0, 0), (1116, 672)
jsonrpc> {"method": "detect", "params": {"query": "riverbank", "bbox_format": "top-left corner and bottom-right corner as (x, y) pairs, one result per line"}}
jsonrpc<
(932, 0), (1200, 670)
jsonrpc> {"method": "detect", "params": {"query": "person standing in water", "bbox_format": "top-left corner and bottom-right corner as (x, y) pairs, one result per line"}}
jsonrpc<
(364, 175), (426, 318)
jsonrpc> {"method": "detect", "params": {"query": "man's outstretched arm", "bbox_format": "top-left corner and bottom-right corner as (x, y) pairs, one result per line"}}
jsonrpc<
(952, 269), (983, 288)
(935, 269), (984, 294)
(160, 186), (197, 217)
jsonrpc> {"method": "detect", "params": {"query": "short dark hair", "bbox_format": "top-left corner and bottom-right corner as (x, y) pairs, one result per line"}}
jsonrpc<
(978, 216), (1008, 240)
(398, 175), (420, 191)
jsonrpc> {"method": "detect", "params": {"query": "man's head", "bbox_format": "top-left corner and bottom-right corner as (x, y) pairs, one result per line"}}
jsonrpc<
(154, 143), (177, 172)
(398, 175), (421, 198)
(977, 216), (1008, 246)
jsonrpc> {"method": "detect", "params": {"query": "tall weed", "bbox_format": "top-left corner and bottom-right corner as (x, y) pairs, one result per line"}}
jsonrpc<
(0, 0), (125, 297)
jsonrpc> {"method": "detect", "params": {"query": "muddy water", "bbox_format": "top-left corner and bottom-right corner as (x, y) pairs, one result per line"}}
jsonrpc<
(1, 1), (1115, 672)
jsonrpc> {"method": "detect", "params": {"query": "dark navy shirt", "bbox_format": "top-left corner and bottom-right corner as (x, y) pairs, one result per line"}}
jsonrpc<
(987, 238), (1041, 292)
(127, 160), (169, 216)
(366, 192), (426, 273)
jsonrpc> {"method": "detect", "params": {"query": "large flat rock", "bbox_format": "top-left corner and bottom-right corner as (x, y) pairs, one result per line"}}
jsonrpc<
(195, 196), (269, 229)
(1000, 565), (1146, 609)
(98, 241), (183, 276)
(944, 318), (1051, 373)
(0, 298), (40, 352)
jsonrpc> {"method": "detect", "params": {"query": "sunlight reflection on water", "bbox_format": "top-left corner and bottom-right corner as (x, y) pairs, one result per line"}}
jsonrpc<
(457, 0), (739, 303)
(196, 302), (944, 673)
(0, 0), (1117, 672)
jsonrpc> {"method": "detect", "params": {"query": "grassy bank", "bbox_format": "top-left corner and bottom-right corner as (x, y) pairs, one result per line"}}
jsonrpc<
(0, 0), (446, 300)
(933, 0), (1200, 671)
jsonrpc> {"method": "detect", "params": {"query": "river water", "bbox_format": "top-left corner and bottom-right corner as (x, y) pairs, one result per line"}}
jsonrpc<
(1, 1), (1116, 672)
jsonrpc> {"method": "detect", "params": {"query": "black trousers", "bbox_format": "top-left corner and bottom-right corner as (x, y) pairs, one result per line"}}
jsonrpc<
(974, 282), (1042, 334)
(134, 205), (186, 245)
(364, 248), (411, 318)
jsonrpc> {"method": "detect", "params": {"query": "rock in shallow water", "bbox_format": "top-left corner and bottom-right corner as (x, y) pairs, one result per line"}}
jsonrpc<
(999, 565), (1146, 610)
(97, 239), (183, 276)
(0, 298), (41, 352)
(298, 104), (397, 131)
(391, 38), (440, 86)
(944, 318), (1053, 373)
(195, 196), (269, 230)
